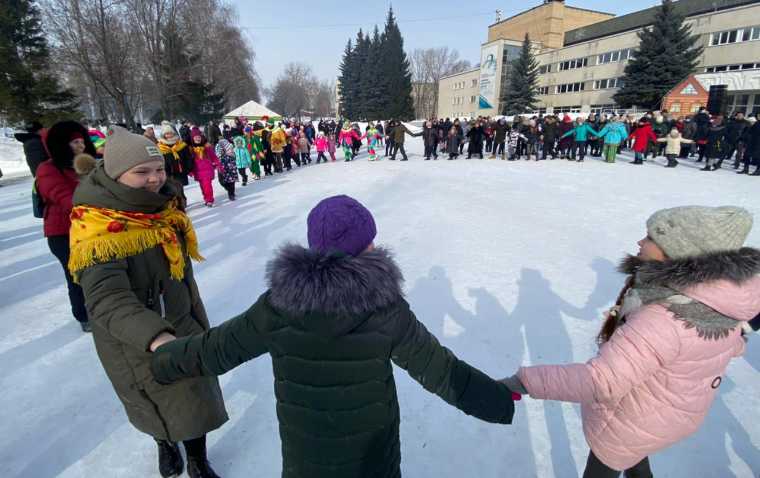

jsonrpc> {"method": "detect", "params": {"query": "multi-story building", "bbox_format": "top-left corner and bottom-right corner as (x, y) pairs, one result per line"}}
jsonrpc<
(437, 0), (760, 119)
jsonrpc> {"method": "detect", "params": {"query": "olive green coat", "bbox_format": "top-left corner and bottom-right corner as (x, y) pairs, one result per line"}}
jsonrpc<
(151, 244), (514, 477)
(74, 164), (228, 441)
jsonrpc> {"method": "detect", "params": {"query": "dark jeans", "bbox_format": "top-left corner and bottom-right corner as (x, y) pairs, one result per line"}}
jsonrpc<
(495, 142), (505, 156)
(392, 143), (408, 161)
(542, 142), (556, 159)
(47, 235), (88, 323)
(238, 168), (248, 184)
(572, 141), (588, 160)
(220, 181), (235, 199)
(385, 138), (394, 156)
(424, 143), (437, 158)
(301, 152), (311, 164)
(583, 451), (652, 478)
(317, 152), (327, 163)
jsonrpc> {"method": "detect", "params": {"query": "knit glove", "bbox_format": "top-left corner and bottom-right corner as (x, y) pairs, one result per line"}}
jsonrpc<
(499, 374), (528, 396)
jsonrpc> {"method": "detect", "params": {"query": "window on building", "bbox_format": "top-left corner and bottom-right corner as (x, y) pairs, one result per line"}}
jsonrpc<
(558, 57), (588, 71)
(471, 79), (478, 87)
(537, 86), (549, 95)
(710, 26), (760, 46)
(554, 105), (583, 113)
(555, 82), (585, 94)
(593, 78), (623, 90)
(590, 104), (616, 114)
(681, 84), (698, 95)
(671, 103), (681, 112)
(727, 94), (751, 115)
(596, 49), (631, 65)
(705, 63), (759, 73)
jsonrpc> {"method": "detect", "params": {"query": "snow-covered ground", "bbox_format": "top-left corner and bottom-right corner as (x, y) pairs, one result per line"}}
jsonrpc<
(1, 136), (759, 478)
(0, 137), (30, 181)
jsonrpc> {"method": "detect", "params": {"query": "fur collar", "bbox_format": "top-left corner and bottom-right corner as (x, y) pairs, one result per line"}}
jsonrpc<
(619, 248), (760, 289)
(618, 249), (760, 340)
(266, 244), (404, 318)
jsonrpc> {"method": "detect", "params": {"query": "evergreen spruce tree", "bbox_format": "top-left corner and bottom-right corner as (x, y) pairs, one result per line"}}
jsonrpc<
(614, 0), (703, 109)
(351, 30), (370, 120)
(337, 39), (355, 119)
(0, 0), (79, 124)
(361, 26), (387, 121)
(502, 34), (539, 115)
(379, 8), (414, 120)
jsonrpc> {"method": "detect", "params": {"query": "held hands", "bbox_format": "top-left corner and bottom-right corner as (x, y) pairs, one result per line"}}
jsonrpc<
(499, 374), (528, 397)
(149, 332), (177, 352)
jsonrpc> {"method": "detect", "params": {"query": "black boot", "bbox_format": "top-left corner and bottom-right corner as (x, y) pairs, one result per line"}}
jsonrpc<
(156, 439), (184, 478)
(187, 458), (221, 478)
(666, 159), (678, 168)
(713, 159), (723, 170)
(738, 164), (750, 174)
(185, 437), (220, 478)
(752, 168), (760, 176)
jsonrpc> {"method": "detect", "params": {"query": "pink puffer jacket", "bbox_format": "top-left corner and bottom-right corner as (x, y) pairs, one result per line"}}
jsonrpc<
(519, 252), (760, 471)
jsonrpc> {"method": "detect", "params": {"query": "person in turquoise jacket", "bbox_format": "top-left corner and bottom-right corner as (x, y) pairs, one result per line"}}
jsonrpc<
(560, 118), (598, 162)
(233, 136), (253, 185)
(594, 118), (629, 163)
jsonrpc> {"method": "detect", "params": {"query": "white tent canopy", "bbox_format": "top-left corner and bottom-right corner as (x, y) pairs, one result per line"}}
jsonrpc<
(223, 101), (281, 122)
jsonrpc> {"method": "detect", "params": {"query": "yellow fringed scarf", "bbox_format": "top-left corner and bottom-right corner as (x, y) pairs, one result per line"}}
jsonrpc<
(158, 141), (188, 172)
(157, 140), (187, 159)
(68, 202), (203, 281)
(192, 145), (206, 160)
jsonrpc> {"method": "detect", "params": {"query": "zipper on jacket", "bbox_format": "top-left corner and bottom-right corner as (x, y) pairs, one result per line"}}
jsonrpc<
(146, 287), (155, 308)
(158, 280), (166, 318)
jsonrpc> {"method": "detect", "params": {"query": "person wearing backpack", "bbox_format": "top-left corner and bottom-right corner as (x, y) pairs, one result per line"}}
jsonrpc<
(36, 120), (97, 332)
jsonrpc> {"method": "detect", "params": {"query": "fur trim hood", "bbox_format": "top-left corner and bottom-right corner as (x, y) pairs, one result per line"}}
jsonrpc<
(618, 249), (760, 338)
(46, 121), (97, 170)
(265, 244), (404, 326)
(618, 248), (760, 288)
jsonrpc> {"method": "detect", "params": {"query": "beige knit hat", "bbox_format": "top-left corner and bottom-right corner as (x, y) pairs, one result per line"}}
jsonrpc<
(104, 125), (164, 179)
(647, 206), (753, 259)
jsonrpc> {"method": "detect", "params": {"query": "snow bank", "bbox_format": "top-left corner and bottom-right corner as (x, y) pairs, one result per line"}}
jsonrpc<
(0, 137), (30, 180)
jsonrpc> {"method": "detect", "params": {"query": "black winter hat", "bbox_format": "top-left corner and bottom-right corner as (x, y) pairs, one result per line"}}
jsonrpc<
(46, 121), (97, 170)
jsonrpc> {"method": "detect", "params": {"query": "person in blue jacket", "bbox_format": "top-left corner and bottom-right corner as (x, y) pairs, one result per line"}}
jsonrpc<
(560, 117), (598, 162)
(594, 117), (629, 163)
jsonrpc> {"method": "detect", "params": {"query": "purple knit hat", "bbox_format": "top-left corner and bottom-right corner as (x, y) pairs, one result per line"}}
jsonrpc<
(307, 195), (377, 256)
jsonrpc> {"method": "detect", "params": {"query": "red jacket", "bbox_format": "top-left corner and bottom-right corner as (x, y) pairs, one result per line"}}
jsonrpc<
(36, 159), (79, 237)
(629, 124), (657, 153)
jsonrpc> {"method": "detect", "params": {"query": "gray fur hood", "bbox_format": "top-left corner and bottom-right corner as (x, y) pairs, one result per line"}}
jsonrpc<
(265, 244), (405, 323)
(618, 248), (760, 339)
(619, 248), (760, 288)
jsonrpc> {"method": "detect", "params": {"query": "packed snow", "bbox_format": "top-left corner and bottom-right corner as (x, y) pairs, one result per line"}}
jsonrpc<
(0, 137), (29, 181)
(1, 135), (759, 478)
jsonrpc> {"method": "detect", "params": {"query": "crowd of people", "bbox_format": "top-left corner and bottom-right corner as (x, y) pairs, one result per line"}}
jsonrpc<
(413, 109), (760, 173)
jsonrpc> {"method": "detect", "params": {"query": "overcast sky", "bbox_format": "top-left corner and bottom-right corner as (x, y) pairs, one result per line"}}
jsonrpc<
(234, 0), (662, 99)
